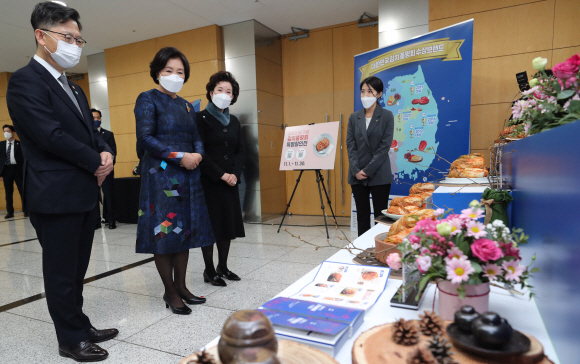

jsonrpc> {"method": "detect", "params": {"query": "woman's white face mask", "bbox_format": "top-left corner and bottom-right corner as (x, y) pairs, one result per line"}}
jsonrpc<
(361, 96), (377, 109)
(159, 74), (184, 93)
(211, 93), (232, 109)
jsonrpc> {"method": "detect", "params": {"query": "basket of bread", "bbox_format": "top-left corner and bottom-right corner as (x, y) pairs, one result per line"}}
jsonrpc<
(374, 208), (435, 264)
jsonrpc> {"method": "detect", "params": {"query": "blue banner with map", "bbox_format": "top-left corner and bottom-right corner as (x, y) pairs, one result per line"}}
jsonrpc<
(353, 20), (473, 196)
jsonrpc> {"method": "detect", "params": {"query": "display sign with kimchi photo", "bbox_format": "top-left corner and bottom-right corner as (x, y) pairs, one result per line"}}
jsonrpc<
(290, 261), (390, 310)
(279, 122), (340, 170)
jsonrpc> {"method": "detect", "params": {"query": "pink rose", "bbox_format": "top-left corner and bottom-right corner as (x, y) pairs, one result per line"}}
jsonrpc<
(558, 76), (578, 90)
(499, 241), (521, 260)
(386, 253), (402, 270)
(566, 54), (580, 67)
(471, 238), (502, 262)
(552, 61), (579, 79)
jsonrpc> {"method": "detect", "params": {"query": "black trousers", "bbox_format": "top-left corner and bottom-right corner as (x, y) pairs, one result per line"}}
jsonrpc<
(29, 205), (99, 345)
(2, 164), (25, 214)
(351, 183), (391, 236)
(101, 173), (115, 223)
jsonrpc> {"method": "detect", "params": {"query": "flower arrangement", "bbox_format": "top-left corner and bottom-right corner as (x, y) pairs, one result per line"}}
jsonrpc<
(508, 54), (580, 136)
(389, 201), (539, 299)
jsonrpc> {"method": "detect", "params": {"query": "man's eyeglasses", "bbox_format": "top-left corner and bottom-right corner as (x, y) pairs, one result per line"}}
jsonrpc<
(41, 29), (87, 48)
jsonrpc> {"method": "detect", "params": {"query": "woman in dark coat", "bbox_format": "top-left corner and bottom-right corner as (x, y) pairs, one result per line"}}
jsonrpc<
(135, 47), (215, 314)
(197, 71), (245, 286)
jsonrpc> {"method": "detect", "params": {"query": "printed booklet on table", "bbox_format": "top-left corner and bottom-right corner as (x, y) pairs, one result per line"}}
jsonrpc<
(290, 261), (390, 310)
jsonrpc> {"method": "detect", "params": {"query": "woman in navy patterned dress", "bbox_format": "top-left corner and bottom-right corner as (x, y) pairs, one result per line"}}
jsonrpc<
(135, 47), (214, 315)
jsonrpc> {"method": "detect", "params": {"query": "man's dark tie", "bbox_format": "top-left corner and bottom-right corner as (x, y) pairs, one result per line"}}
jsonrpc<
(58, 74), (83, 116)
(6, 142), (11, 165)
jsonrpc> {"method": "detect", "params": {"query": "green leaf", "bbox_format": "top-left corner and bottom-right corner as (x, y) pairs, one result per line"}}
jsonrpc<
(557, 89), (576, 100)
(568, 100), (580, 114)
(531, 267), (541, 273)
(553, 81), (562, 93)
(471, 261), (483, 274)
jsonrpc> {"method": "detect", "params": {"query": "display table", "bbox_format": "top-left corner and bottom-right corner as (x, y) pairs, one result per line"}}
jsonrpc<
(112, 177), (141, 224)
(202, 224), (559, 364)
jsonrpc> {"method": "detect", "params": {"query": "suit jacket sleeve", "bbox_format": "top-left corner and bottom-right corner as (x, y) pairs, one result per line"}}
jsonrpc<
(232, 118), (245, 180)
(362, 111), (394, 178)
(107, 131), (117, 165)
(346, 113), (360, 177)
(6, 71), (103, 173)
(135, 92), (182, 166)
(197, 114), (225, 182)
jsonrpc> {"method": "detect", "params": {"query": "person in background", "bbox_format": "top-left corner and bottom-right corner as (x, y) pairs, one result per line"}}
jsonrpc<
(346, 76), (394, 236)
(197, 71), (245, 287)
(135, 47), (214, 315)
(92, 109), (117, 230)
(6, 2), (117, 362)
(0, 125), (27, 219)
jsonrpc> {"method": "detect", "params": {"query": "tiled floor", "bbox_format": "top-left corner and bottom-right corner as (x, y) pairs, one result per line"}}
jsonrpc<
(0, 212), (356, 363)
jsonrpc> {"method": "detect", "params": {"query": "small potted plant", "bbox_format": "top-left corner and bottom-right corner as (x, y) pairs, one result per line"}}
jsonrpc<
(390, 201), (538, 320)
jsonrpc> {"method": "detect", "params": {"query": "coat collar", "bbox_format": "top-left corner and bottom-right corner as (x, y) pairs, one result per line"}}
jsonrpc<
(366, 106), (383, 136)
(356, 106), (383, 146)
(29, 58), (87, 125)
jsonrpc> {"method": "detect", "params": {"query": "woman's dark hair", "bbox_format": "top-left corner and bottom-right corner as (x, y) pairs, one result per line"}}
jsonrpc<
(205, 71), (240, 106)
(149, 47), (190, 85)
(3, 125), (15, 133)
(360, 76), (384, 97)
(31, 2), (82, 32)
(91, 109), (102, 117)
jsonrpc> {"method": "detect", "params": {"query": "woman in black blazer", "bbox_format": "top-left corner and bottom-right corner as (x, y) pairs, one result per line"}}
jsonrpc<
(346, 76), (394, 236)
(197, 71), (245, 286)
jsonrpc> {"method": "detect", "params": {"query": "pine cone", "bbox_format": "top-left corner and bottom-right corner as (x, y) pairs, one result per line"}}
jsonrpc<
(392, 318), (419, 345)
(195, 350), (216, 364)
(427, 335), (456, 364)
(419, 311), (444, 337)
(406, 347), (438, 364)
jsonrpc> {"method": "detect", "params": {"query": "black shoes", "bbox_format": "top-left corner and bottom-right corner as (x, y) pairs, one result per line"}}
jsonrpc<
(4, 213), (13, 219)
(23, 212), (29, 217)
(179, 293), (206, 305)
(58, 340), (108, 362)
(87, 326), (119, 343)
(108, 222), (116, 229)
(163, 294), (191, 315)
(217, 266), (241, 281)
(203, 271), (227, 286)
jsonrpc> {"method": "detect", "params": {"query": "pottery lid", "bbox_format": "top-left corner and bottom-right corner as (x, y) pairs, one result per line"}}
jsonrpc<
(221, 310), (276, 347)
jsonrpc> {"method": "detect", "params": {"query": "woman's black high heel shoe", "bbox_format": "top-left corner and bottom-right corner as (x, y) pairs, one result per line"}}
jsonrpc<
(203, 271), (227, 287)
(163, 294), (192, 315)
(217, 266), (241, 281)
(179, 293), (206, 305)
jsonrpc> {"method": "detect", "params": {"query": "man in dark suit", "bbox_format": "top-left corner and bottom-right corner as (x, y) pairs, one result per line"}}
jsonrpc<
(6, 2), (117, 362)
(0, 125), (27, 218)
(91, 109), (117, 230)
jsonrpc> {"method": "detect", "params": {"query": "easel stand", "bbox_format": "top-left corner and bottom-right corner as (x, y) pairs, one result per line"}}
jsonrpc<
(277, 169), (337, 239)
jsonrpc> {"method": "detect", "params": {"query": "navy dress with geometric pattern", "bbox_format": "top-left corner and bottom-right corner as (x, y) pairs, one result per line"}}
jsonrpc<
(134, 89), (215, 254)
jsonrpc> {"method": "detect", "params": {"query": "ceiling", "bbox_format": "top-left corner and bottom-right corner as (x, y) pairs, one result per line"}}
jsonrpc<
(0, 0), (379, 73)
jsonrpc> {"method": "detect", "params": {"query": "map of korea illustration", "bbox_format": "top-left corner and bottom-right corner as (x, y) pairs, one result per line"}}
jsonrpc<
(379, 65), (439, 181)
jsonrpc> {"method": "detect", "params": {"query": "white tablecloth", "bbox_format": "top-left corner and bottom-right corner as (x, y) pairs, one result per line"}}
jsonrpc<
(203, 224), (560, 364)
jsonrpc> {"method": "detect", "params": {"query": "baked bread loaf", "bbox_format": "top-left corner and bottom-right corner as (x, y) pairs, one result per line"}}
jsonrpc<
(388, 209), (435, 237)
(409, 183), (435, 195)
(448, 168), (488, 178)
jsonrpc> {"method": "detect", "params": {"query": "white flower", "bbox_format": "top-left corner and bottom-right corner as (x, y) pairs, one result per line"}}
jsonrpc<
(492, 220), (505, 227)
(532, 57), (548, 70)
